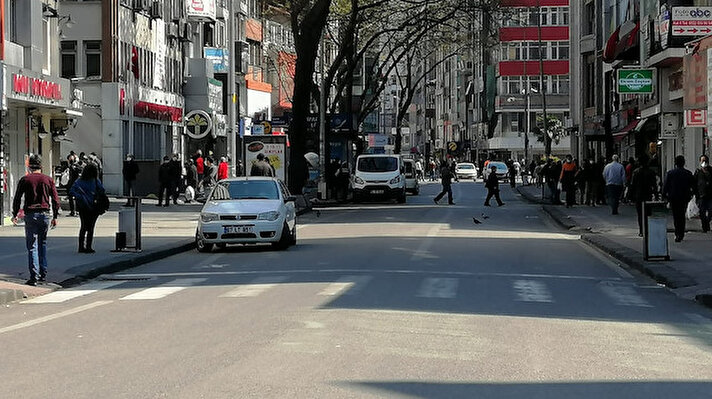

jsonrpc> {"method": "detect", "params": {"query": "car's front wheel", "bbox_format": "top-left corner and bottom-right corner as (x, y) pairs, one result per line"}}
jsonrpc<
(272, 223), (291, 250)
(196, 232), (214, 253)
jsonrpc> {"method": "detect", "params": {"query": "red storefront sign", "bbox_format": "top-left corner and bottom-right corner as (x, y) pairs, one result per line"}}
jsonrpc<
(12, 74), (63, 101)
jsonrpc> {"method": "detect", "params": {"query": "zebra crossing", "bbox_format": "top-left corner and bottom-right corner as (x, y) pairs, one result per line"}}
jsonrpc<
(20, 273), (655, 309)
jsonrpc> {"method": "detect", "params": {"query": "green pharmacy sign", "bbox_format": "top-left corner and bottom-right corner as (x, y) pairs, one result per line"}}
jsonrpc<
(617, 69), (655, 94)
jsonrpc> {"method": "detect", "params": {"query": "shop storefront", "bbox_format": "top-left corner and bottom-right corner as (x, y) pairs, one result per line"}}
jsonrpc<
(0, 64), (82, 223)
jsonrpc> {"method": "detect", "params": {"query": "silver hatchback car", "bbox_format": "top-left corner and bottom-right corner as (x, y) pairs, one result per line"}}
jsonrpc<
(195, 177), (297, 252)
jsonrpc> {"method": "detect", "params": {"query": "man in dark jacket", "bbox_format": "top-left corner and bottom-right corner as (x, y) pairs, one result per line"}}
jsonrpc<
(693, 154), (712, 233)
(157, 156), (172, 207)
(433, 162), (455, 205)
(250, 153), (274, 176)
(629, 155), (657, 236)
(169, 153), (182, 204)
(122, 154), (139, 206)
(663, 155), (695, 242)
(484, 165), (505, 207)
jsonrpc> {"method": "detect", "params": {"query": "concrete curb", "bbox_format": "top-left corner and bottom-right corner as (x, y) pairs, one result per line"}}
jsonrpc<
(59, 240), (196, 288)
(540, 201), (705, 305)
(516, 187), (545, 205)
(0, 288), (28, 305)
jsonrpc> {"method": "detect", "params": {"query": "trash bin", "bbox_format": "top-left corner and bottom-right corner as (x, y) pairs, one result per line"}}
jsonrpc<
(643, 201), (670, 261)
(118, 206), (137, 248)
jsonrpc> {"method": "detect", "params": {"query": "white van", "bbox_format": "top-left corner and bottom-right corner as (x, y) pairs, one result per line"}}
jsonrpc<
(403, 158), (420, 195)
(351, 154), (406, 203)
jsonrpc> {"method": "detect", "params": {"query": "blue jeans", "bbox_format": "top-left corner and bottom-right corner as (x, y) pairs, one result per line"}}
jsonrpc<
(24, 211), (50, 280)
(606, 184), (624, 214)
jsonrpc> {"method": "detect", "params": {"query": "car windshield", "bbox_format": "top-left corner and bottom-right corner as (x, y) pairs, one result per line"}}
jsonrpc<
(210, 180), (280, 201)
(357, 157), (398, 172)
(458, 164), (475, 169)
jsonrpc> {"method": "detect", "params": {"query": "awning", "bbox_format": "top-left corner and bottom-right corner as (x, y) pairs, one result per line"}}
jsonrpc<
(612, 119), (640, 143)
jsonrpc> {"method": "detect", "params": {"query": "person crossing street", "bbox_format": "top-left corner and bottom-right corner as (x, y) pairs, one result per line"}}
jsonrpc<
(434, 162), (455, 205)
(484, 165), (505, 207)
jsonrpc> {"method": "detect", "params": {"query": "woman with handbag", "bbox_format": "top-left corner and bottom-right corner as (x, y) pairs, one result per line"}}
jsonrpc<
(70, 163), (106, 253)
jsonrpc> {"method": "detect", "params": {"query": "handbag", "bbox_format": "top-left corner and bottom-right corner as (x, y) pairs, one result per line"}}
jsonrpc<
(687, 197), (700, 220)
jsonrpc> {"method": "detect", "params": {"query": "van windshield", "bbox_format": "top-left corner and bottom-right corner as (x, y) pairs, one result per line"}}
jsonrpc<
(357, 157), (398, 172)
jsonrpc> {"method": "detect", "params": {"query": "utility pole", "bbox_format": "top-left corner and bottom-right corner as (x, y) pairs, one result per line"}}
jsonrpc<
(227, 0), (237, 176)
(318, 39), (327, 199)
(536, 0), (551, 157)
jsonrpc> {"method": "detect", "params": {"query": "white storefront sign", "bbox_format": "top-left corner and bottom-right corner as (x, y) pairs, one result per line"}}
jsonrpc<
(672, 7), (712, 36)
(186, 0), (216, 21)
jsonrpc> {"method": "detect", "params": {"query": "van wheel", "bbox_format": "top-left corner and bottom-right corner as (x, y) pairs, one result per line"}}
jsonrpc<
(413, 187), (420, 195)
(398, 191), (407, 203)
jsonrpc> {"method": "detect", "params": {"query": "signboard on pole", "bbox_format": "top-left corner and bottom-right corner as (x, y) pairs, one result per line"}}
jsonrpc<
(672, 7), (712, 36)
(617, 69), (655, 94)
(244, 136), (288, 181)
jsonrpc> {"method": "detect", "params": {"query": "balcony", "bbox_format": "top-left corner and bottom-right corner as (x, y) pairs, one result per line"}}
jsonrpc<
(3, 41), (24, 68)
(646, 47), (686, 68)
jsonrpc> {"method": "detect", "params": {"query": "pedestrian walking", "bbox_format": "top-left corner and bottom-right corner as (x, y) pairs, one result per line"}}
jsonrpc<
(66, 153), (81, 216)
(663, 155), (695, 242)
(201, 156), (217, 190)
(11, 155), (60, 286)
(122, 153), (139, 206)
(508, 159), (517, 188)
(70, 163), (106, 254)
(218, 156), (229, 181)
(603, 155), (626, 215)
(693, 154), (712, 233)
(250, 153), (274, 176)
(484, 165), (505, 207)
(169, 153), (182, 204)
(560, 155), (578, 208)
(415, 159), (424, 181)
(194, 150), (204, 181)
(629, 155), (657, 237)
(433, 162), (455, 205)
(157, 156), (172, 207)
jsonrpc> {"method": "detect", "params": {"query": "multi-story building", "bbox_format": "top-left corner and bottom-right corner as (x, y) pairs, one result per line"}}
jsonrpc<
(492, 0), (571, 162)
(58, 0), (187, 196)
(1, 0), (83, 222)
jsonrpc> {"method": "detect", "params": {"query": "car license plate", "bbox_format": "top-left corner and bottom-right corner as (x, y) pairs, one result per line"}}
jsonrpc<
(223, 225), (253, 234)
(371, 189), (384, 194)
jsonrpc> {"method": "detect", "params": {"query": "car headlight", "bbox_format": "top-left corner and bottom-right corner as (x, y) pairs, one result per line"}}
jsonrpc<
(200, 212), (219, 223)
(258, 211), (280, 221)
(354, 176), (365, 185)
(389, 175), (401, 184)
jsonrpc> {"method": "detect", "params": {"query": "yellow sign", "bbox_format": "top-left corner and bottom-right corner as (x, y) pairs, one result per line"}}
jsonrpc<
(262, 121), (272, 135)
(448, 142), (457, 151)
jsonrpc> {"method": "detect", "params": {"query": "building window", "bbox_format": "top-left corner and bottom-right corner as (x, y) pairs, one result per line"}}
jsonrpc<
(132, 122), (161, 161)
(584, 2), (595, 35)
(551, 41), (570, 60)
(61, 41), (77, 78)
(85, 41), (102, 77)
(551, 75), (570, 94)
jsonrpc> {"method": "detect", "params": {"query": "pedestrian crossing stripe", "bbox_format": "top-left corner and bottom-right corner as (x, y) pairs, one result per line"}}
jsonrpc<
(318, 275), (372, 296)
(119, 278), (207, 300)
(219, 276), (289, 298)
(22, 281), (125, 304)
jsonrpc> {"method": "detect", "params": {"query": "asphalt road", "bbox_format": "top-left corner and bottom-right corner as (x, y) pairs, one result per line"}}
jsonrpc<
(3, 181), (712, 398)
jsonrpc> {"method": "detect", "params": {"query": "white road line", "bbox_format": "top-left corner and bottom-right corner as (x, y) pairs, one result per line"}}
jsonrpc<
(22, 281), (126, 304)
(513, 280), (553, 303)
(416, 277), (459, 299)
(598, 282), (652, 307)
(318, 275), (372, 296)
(112, 269), (622, 281)
(220, 276), (288, 298)
(0, 301), (112, 334)
(119, 278), (207, 301)
(410, 224), (444, 261)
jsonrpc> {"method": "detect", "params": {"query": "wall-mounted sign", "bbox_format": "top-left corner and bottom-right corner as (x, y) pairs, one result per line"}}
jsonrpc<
(617, 69), (655, 94)
(4, 66), (72, 109)
(186, 0), (216, 21)
(185, 110), (213, 139)
(672, 7), (712, 36)
(204, 47), (229, 73)
(684, 109), (707, 127)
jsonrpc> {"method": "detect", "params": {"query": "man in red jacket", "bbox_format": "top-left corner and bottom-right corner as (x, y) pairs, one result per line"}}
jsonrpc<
(217, 157), (229, 181)
(194, 150), (204, 181)
(12, 155), (60, 286)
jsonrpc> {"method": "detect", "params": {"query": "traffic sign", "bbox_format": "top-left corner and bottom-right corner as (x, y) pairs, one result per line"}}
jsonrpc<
(448, 141), (458, 151)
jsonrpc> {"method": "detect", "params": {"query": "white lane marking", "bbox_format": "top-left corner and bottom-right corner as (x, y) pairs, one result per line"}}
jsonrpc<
(112, 270), (621, 282)
(220, 276), (288, 298)
(598, 282), (652, 307)
(119, 278), (207, 300)
(417, 278), (459, 299)
(318, 275), (373, 296)
(0, 301), (112, 335)
(513, 280), (553, 303)
(22, 281), (126, 304)
(410, 224), (444, 261)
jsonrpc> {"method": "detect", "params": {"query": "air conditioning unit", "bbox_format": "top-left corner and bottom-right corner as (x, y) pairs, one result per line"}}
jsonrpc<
(150, 1), (163, 19)
(167, 23), (179, 37)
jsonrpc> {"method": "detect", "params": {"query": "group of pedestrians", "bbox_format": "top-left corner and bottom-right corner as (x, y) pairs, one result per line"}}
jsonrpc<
(432, 159), (505, 207)
(13, 154), (109, 286)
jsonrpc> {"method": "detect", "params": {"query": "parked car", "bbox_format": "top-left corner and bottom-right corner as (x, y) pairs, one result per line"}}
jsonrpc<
(455, 162), (478, 180)
(483, 161), (510, 183)
(403, 159), (420, 195)
(351, 154), (407, 203)
(195, 177), (297, 252)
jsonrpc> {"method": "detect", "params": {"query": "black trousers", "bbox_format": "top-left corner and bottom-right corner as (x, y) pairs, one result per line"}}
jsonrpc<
(78, 210), (99, 250)
(485, 188), (503, 206)
(671, 200), (687, 240)
(158, 183), (172, 205)
(434, 185), (453, 204)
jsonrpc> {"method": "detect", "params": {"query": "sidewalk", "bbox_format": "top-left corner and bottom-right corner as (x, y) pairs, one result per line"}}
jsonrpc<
(518, 184), (712, 306)
(0, 198), (201, 304)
